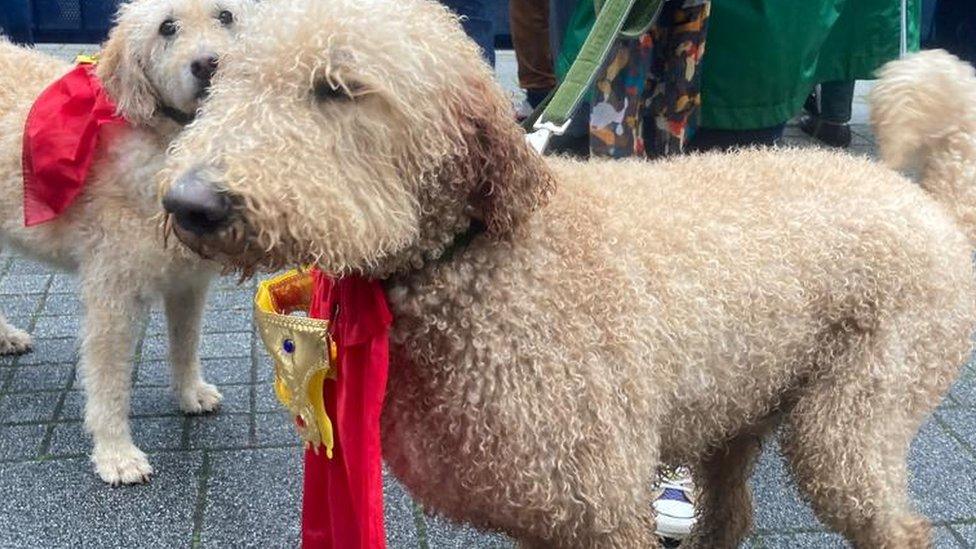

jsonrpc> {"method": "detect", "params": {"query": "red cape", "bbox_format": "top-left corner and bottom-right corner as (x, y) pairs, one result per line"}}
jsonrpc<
(305, 270), (392, 549)
(22, 63), (124, 226)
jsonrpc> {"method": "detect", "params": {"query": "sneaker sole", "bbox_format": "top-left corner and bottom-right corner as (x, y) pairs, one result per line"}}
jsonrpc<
(655, 514), (695, 540)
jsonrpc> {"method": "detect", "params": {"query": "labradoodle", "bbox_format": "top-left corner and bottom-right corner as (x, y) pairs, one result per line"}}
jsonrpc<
(0, 0), (248, 484)
(160, 2), (976, 546)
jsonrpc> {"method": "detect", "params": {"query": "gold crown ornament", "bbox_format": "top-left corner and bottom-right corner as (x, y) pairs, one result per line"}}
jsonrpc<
(254, 269), (338, 457)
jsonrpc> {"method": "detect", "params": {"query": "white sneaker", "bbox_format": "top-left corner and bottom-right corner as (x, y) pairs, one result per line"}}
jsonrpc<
(653, 467), (697, 541)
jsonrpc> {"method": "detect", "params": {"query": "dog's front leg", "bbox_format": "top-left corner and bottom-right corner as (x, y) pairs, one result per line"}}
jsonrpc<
(79, 273), (152, 485)
(163, 276), (221, 414)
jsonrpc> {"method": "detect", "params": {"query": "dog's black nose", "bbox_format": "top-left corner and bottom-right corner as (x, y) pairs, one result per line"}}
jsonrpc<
(190, 56), (218, 84)
(163, 169), (231, 235)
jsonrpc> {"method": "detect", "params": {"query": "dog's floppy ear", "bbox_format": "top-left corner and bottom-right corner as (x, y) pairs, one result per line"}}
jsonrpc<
(449, 75), (555, 239)
(96, 15), (157, 125)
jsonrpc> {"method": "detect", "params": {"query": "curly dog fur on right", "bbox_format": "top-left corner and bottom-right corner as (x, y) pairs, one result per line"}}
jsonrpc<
(162, 2), (976, 545)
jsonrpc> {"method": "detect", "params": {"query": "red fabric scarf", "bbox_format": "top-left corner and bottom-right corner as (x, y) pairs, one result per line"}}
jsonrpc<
(22, 63), (124, 226)
(305, 269), (391, 549)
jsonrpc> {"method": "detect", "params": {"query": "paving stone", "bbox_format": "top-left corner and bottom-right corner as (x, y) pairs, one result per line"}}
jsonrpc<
(202, 357), (252, 385)
(751, 442), (821, 531)
(6, 259), (54, 275)
(206, 290), (255, 312)
(135, 358), (251, 386)
(134, 360), (171, 386)
(933, 526), (966, 547)
(40, 294), (82, 316)
(140, 332), (251, 361)
(948, 363), (975, 406)
(131, 386), (180, 417)
(48, 422), (88, 457)
(58, 391), (84, 421)
(0, 274), (51, 295)
(17, 338), (78, 366)
(255, 382), (282, 412)
(214, 384), (252, 414)
(132, 416), (186, 451)
(254, 354), (276, 383)
(908, 418), (976, 521)
(188, 414), (250, 449)
(953, 523), (976, 545)
(200, 447), (303, 547)
(254, 411), (300, 447)
(758, 532), (846, 548)
(424, 512), (514, 548)
(49, 274), (79, 294)
(0, 424), (44, 460)
(0, 452), (201, 548)
(202, 307), (255, 334)
(0, 391), (60, 423)
(7, 364), (74, 391)
(144, 307), (255, 337)
(0, 293), (43, 317)
(384, 471), (422, 548)
(31, 315), (81, 338)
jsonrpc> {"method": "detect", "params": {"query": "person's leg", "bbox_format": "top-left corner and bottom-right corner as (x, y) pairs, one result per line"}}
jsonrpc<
(440, 0), (496, 66)
(799, 80), (854, 147)
(510, 0), (555, 107)
(818, 80), (855, 123)
(588, 37), (653, 158)
(644, 0), (711, 158)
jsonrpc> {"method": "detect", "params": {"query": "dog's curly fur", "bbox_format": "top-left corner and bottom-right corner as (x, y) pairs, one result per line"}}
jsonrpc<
(163, 2), (976, 545)
(0, 0), (249, 484)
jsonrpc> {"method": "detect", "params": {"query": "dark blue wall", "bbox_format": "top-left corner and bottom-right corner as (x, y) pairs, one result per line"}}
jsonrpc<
(0, 0), (122, 43)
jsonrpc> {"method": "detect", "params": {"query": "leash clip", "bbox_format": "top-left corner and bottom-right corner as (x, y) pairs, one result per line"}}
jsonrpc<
(526, 118), (573, 154)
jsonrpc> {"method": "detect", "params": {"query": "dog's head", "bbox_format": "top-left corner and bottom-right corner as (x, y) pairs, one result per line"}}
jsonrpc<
(96, 0), (249, 126)
(160, 0), (554, 277)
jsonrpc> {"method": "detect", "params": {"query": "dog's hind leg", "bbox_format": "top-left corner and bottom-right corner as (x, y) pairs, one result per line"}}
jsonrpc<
(163, 275), (221, 414)
(779, 331), (933, 548)
(79, 270), (152, 485)
(684, 421), (772, 549)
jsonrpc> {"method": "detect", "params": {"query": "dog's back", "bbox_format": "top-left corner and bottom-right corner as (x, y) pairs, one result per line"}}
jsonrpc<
(0, 40), (69, 124)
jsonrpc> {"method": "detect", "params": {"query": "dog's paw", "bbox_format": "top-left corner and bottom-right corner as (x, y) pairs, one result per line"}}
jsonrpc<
(0, 327), (32, 355)
(179, 381), (223, 414)
(92, 444), (153, 486)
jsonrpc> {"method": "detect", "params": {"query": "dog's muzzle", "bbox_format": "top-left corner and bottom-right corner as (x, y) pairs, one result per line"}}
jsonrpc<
(163, 168), (232, 236)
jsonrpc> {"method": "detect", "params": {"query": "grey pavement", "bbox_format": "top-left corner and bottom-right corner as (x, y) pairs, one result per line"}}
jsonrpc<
(0, 46), (973, 548)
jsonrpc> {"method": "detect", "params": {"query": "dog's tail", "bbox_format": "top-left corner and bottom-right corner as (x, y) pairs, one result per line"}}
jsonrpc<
(871, 49), (976, 244)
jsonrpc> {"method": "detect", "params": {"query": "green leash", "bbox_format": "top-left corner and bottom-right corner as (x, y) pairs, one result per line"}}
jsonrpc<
(526, 0), (665, 153)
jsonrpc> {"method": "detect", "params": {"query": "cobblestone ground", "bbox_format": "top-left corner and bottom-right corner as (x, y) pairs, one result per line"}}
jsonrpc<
(1, 46), (974, 548)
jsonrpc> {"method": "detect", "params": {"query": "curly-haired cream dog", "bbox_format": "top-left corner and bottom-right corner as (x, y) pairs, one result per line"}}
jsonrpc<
(871, 49), (976, 244)
(161, 1), (976, 545)
(0, 0), (248, 484)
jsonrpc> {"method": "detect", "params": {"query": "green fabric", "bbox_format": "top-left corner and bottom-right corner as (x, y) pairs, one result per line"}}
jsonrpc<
(556, 1), (596, 81)
(699, 0), (920, 130)
(556, 0), (921, 131)
(540, 0), (637, 129)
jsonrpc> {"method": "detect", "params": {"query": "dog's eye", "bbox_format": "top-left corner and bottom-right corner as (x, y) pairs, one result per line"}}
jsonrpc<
(159, 19), (178, 37)
(313, 80), (354, 102)
(217, 10), (234, 26)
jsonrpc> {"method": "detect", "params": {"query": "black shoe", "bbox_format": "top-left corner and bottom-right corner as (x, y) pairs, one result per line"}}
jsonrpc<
(799, 114), (852, 148)
(803, 92), (819, 117)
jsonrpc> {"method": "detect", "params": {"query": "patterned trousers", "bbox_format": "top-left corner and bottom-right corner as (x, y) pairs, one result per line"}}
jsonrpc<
(588, 0), (711, 158)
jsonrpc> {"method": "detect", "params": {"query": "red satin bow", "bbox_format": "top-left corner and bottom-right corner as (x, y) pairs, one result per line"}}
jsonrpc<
(22, 63), (124, 226)
(304, 269), (392, 549)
